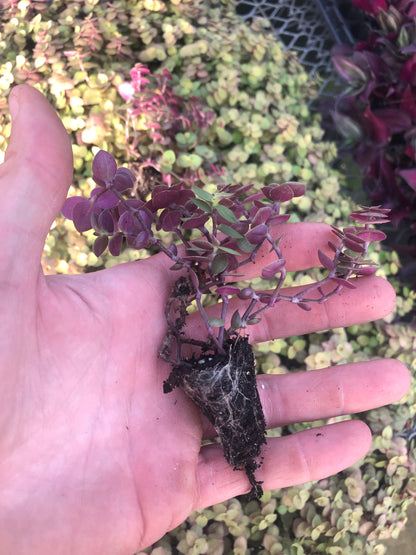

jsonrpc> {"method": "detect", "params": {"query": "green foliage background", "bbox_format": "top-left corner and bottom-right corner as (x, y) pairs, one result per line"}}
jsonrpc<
(0, 0), (415, 553)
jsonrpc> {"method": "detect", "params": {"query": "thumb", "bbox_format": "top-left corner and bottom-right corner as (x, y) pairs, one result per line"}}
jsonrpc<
(0, 85), (73, 283)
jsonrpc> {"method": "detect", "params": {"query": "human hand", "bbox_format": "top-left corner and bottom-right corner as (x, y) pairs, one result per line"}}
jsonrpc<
(0, 85), (409, 555)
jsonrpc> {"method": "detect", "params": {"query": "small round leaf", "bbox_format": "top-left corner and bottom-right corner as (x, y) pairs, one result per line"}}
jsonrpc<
(108, 233), (123, 256)
(93, 235), (108, 257)
(92, 150), (118, 184)
(261, 259), (286, 279)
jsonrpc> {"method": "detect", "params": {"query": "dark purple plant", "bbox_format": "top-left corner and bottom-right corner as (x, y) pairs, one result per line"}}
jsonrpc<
(62, 150), (389, 497)
(330, 0), (416, 276)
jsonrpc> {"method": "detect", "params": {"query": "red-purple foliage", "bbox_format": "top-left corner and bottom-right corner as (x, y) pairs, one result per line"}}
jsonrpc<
(62, 150), (389, 353)
(331, 0), (416, 270)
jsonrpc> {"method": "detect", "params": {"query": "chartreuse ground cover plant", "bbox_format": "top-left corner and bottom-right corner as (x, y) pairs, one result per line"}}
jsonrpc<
(62, 149), (389, 498)
(330, 0), (416, 285)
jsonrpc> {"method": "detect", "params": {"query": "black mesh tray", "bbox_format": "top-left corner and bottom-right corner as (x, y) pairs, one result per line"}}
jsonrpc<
(236, 0), (372, 84)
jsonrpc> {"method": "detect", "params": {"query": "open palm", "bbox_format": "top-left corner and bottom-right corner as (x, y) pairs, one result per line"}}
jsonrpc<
(0, 85), (409, 555)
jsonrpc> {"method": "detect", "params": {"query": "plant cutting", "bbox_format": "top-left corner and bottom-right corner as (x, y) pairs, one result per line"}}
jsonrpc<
(62, 149), (389, 498)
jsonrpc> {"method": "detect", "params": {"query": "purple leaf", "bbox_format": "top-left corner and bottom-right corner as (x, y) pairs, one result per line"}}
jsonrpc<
(159, 209), (181, 232)
(353, 266), (377, 275)
(91, 212), (100, 233)
(332, 55), (369, 85)
(343, 237), (366, 253)
(113, 167), (135, 192)
(246, 224), (268, 245)
(268, 214), (291, 226)
(409, 0), (416, 17)
(401, 86), (416, 120)
(225, 254), (239, 271)
(119, 211), (141, 234)
(108, 233), (123, 256)
(284, 182), (306, 197)
(398, 169), (416, 191)
(345, 231), (366, 244)
(132, 231), (150, 250)
(251, 206), (272, 227)
(151, 185), (194, 210)
(261, 259), (286, 279)
(244, 192), (266, 204)
(93, 235), (108, 257)
(98, 210), (115, 234)
(219, 182), (254, 197)
(228, 221), (249, 235)
(262, 183), (294, 202)
(92, 150), (118, 185)
(151, 189), (177, 211)
(61, 196), (84, 220)
(119, 198), (145, 213)
(353, 216), (391, 224)
(95, 190), (119, 209)
(331, 226), (345, 239)
(355, 229), (387, 242)
(137, 208), (154, 229)
(373, 109), (412, 134)
(318, 249), (336, 271)
(331, 277), (357, 289)
(364, 106), (390, 145)
(191, 240), (214, 252)
(72, 200), (94, 232)
(181, 214), (209, 230)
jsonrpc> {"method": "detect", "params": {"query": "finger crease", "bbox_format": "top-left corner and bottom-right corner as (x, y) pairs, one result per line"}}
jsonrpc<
(293, 433), (312, 483)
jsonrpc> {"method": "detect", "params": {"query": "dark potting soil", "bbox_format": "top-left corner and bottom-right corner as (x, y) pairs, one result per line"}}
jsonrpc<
(163, 335), (267, 499)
